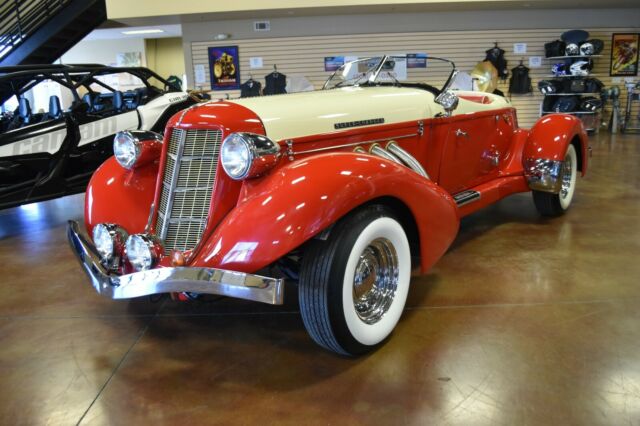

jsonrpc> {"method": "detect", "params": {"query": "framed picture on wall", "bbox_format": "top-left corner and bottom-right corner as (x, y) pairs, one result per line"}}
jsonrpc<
(610, 33), (639, 76)
(208, 46), (240, 90)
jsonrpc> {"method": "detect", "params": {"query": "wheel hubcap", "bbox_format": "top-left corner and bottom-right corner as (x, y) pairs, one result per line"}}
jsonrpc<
(352, 237), (399, 324)
(561, 155), (573, 199)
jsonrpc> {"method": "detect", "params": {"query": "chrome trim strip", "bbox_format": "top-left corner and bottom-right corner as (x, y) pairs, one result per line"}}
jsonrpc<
(67, 221), (284, 305)
(292, 133), (418, 155)
(524, 157), (564, 193)
(160, 129), (187, 240)
(453, 190), (481, 207)
(386, 142), (429, 179)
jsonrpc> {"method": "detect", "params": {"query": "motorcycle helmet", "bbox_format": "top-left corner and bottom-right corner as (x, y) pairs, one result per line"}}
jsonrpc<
(552, 96), (579, 113)
(565, 43), (580, 56)
(586, 39), (604, 55)
(580, 97), (602, 111)
(561, 29), (590, 44)
(569, 60), (593, 76)
(552, 63), (569, 76)
(610, 85), (621, 99)
(538, 80), (557, 94)
(579, 42), (594, 56)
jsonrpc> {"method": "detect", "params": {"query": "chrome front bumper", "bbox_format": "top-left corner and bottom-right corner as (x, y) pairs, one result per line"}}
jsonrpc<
(524, 158), (564, 193)
(67, 221), (284, 304)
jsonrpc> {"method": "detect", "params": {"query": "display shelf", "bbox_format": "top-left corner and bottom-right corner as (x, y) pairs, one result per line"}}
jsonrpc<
(545, 74), (600, 78)
(545, 55), (603, 60)
(544, 93), (600, 96)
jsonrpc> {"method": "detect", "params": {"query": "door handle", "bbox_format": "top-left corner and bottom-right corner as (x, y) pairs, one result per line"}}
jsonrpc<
(455, 129), (469, 138)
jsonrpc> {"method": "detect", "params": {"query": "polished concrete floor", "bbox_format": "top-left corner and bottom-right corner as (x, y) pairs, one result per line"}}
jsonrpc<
(1, 132), (639, 425)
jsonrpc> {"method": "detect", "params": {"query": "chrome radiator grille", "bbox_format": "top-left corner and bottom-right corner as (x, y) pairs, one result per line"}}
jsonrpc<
(156, 128), (222, 254)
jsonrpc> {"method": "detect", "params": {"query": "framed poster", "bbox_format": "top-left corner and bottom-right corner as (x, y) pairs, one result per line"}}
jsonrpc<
(610, 33), (639, 76)
(208, 46), (240, 90)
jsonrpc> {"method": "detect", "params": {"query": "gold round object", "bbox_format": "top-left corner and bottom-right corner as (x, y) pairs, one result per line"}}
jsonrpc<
(470, 61), (498, 93)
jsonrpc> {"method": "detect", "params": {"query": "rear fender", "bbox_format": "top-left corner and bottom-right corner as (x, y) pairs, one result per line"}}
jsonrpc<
(191, 152), (460, 274)
(524, 114), (588, 174)
(523, 114), (588, 193)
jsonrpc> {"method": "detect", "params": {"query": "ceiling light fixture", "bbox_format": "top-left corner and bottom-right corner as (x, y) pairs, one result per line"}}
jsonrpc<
(122, 29), (165, 35)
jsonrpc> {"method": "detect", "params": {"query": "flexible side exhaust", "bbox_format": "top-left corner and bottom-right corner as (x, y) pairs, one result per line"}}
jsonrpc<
(386, 141), (430, 179)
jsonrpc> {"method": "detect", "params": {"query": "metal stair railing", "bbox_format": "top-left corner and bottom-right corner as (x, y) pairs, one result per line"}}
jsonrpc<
(0, 0), (72, 60)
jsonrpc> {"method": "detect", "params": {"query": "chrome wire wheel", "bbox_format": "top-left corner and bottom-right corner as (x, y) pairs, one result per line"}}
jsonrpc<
(352, 237), (399, 325)
(559, 144), (577, 210)
(560, 155), (573, 199)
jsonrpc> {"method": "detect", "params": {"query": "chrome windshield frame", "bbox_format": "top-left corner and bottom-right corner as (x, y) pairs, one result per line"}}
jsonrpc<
(322, 55), (457, 93)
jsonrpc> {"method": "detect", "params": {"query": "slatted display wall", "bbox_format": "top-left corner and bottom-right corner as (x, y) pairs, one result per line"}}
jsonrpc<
(191, 27), (639, 128)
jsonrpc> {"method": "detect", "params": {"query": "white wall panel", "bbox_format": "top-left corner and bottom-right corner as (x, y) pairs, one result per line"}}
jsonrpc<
(191, 27), (639, 127)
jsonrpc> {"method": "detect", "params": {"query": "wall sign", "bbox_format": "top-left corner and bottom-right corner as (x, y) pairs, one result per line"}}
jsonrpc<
(513, 43), (527, 54)
(324, 56), (345, 72)
(249, 57), (263, 68)
(528, 56), (542, 68)
(208, 46), (240, 90)
(194, 64), (206, 84)
(610, 33), (639, 76)
(407, 53), (427, 68)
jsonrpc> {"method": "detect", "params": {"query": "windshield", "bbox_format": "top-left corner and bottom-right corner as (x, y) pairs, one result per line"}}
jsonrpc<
(323, 55), (456, 92)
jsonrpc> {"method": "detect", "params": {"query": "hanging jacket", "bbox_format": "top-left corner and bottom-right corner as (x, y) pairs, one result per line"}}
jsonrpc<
(240, 80), (262, 98)
(509, 64), (532, 94)
(264, 72), (287, 95)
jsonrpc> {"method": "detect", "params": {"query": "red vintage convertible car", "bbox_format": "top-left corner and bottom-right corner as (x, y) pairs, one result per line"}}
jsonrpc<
(68, 56), (588, 355)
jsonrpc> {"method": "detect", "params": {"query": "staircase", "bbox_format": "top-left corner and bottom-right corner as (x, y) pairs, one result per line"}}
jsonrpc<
(0, 0), (107, 66)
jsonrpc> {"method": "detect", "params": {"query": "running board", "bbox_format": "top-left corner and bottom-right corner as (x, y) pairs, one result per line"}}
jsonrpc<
(453, 190), (481, 207)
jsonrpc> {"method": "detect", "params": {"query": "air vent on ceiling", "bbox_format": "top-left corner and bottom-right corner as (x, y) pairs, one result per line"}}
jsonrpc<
(254, 21), (270, 32)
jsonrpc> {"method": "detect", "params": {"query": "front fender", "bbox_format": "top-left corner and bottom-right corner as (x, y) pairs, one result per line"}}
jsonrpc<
(524, 113), (588, 175)
(191, 152), (459, 274)
(84, 157), (157, 235)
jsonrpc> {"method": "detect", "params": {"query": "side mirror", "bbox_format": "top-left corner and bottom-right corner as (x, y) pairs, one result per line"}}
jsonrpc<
(435, 90), (459, 116)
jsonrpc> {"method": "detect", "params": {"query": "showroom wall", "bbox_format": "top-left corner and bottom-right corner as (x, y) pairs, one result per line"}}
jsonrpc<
(60, 38), (147, 67)
(145, 37), (186, 80)
(182, 8), (640, 128)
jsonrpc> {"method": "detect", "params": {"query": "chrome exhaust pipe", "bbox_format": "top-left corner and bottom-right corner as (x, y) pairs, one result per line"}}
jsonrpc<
(386, 141), (430, 179)
(369, 143), (403, 165)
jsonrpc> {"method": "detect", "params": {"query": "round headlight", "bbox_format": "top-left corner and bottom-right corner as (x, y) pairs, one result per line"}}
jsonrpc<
(113, 131), (141, 170)
(92, 223), (128, 267)
(221, 133), (251, 179)
(221, 133), (281, 180)
(125, 234), (163, 272)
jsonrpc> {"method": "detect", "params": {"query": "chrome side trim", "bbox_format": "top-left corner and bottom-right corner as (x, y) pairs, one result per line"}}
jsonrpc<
(524, 157), (564, 193)
(453, 190), (481, 207)
(370, 144), (403, 164)
(67, 221), (284, 305)
(292, 133), (417, 155)
(386, 142), (429, 179)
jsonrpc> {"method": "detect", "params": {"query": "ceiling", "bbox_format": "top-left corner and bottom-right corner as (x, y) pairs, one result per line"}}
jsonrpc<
(106, 0), (640, 26)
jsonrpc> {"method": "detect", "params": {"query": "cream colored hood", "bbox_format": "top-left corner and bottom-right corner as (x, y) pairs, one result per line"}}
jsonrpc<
(229, 86), (511, 141)
(229, 86), (433, 141)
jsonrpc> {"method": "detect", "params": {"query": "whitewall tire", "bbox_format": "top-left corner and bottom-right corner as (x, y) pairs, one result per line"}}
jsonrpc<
(298, 205), (411, 356)
(533, 144), (578, 217)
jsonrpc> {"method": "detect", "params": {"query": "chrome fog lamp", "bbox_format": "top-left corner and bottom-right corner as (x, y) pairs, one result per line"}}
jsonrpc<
(92, 223), (128, 268)
(221, 132), (281, 180)
(125, 234), (163, 272)
(113, 131), (141, 170)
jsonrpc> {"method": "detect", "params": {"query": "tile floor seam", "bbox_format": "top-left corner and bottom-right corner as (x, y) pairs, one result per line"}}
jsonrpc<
(74, 299), (168, 426)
